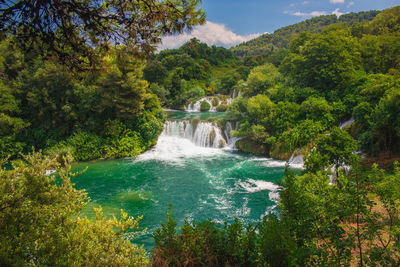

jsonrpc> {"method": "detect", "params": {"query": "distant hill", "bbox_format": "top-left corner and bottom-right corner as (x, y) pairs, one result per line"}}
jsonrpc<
(230, 11), (380, 57)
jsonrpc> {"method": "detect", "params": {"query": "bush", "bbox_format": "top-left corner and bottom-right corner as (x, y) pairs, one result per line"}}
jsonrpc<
(0, 152), (149, 266)
(200, 101), (211, 111)
(278, 120), (326, 152)
(67, 131), (104, 161)
(152, 207), (258, 266)
(104, 130), (145, 158)
(212, 97), (219, 106)
(216, 104), (228, 112)
(134, 111), (164, 147)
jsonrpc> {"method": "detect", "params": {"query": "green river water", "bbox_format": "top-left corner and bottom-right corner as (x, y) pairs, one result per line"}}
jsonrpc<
(71, 111), (295, 250)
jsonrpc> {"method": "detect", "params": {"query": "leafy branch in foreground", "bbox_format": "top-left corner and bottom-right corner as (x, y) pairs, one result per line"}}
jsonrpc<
(0, 152), (148, 266)
(152, 163), (400, 266)
(0, 0), (205, 69)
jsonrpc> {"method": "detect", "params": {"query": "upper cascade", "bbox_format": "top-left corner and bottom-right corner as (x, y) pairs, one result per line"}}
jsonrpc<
(227, 89), (241, 105)
(163, 120), (227, 148)
(184, 97), (216, 112)
(184, 90), (240, 112)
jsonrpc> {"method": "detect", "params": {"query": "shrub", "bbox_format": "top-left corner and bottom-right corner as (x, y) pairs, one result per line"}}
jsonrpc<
(134, 111), (164, 147)
(212, 97), (219, 106)
(216, 104), (228, 112)
(104, 130), (145, 158)
(67, 131), (104, 161)
(278, 120), (326, 152)
(152, 206), (258, 266)
(0, 152), (148, 266)
(200, 101), (211, 111)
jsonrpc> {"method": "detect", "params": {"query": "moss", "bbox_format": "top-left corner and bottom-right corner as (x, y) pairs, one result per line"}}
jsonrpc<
(269, 143), (292, 161)
(191, 118), (200, 132)
(200, 101), (211, 111)
(212, 97), (219, 106)
(210, 128), (216, 144)
(216, 104), (228, 112)
(270, 142), (314, 161)
(236, 138), (267, 155)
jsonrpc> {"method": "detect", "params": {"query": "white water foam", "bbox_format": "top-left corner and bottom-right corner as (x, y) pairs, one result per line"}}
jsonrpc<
(239, 178), (280, 193)
(164, 120), (226, 148)
(223, 121), (242, 149)
(288, 153), (305, 169)
(136, 135), (225, 164)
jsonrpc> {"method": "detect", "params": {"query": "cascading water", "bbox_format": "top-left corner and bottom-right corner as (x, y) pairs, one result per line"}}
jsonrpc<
(224, 121), (242, 149)
(185, 97), (216, 112)
(227, 89), (241, 105)
(163, 120), (226, 148)
(71, 110), (303, 250)
(339, 117), (355, 130)
(288, 152), (304, 169)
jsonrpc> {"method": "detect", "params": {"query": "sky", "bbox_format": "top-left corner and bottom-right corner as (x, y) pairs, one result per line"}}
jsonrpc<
(160, 0), (400, 50)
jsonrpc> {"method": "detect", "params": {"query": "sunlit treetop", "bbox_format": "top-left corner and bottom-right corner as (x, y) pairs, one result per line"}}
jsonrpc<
(0, 0), (205, 70)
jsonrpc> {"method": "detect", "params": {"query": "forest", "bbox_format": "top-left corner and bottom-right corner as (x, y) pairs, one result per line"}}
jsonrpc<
(1, 1), (400, 266)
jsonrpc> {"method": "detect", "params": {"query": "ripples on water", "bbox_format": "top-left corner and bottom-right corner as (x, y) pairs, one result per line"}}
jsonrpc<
(72, 111), (301, 249)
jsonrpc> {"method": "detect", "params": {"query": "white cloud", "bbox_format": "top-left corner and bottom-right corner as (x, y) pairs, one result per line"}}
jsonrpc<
(347, 1), (354, 8)
(332, 8), (344, 17)
(159, 21), (262, 50)
(330, 0), (345, 4)
(284, 10), (328, 17)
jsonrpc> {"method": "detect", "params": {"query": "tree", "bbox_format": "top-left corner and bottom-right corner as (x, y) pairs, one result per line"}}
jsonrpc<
(0, 0), (205, 69)
(282, 26), (361, 97)
(143, 60), (168, 84)
(0, 152), (148, 266)
(305, 127), (358, 175)
(0, 81), (28, 158)
(245, 62), (281, 96)
(300, 96), (335, 126)
(97, 47), (150, 120)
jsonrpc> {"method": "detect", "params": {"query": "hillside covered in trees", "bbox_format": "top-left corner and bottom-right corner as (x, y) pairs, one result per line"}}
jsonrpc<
(230, 10), (380, 60)
(224, 6), (400, 161)
(143, 38), (251, 110)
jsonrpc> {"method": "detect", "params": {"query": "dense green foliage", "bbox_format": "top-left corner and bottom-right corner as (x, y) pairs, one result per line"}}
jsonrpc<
(230, 11), (379, 59)
(153, 161), (400, 266)
(0, 152), (148, 266)
(0, 0), (205, 70)
(228, 6), (400, 159)
(199, 100), (211, 111)
(144, 38), (247, 109)
(0, 41), (165, 161)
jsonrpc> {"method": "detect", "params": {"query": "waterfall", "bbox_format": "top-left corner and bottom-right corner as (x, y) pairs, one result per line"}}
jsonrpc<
(185, 97), (216, 112)
(163, 120), (226, 148)
(339, 117), (355, 130)
(227, 89), (240, 105)
(287, 151), (304, 169)
(224, 121), (242, 149)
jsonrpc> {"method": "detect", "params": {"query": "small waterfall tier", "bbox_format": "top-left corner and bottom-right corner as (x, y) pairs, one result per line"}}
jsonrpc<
(185, 97), (216, 112)
(227, 89), (241, 105)
(288, 152), (304, 169)
(163, 120), (227, 148)
(224, 121), (241, 149)
(339, 117), (355, 130)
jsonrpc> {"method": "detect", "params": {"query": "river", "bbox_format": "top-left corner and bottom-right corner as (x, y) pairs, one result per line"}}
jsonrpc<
(71, 111), (295, 249)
